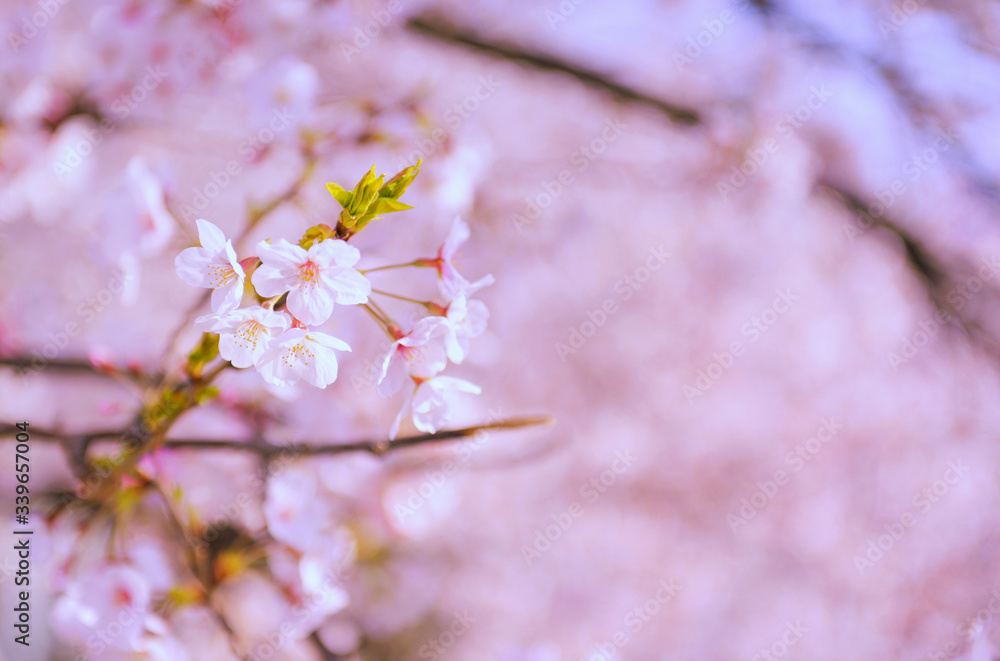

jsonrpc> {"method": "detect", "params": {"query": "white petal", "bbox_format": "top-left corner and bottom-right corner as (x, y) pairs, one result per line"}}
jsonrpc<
(223, 240), (243, 274)
(438, 266), (471, 300)
(389, 390), (413, 440)
(195, 219), (228, 254)
(440, 216), (469, 259)
(442, 327), (466, 364)
(175, 247), (212, 287)
(219, 327), (261, 368)
(433, 376), (482, 395)
(256, 238), (306, 269)
(321, 268), (371, 305)
(464, 274), (495, 297)
(211, 277), (244, 313)
(252, 264), (298, 297)
(377, 349), (406, 397)
(405, 317), (446, 346)
(404, 341), (448, 379)
(302, 342), (340, 388)
(309, 239), (360, 268)
(287, 283), (335, 326)
(309, 333), (352, 352)
(194, 312), (226, 332)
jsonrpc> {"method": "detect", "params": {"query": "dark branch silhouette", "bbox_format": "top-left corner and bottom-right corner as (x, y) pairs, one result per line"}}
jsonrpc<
(406, 14), (701, 126)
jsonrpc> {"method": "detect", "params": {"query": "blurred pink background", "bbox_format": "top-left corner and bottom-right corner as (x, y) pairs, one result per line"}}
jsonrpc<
(3, 0), (1000, 659)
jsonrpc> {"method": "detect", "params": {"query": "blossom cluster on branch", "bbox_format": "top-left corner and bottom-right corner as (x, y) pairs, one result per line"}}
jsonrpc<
(174, 163), (493, 438)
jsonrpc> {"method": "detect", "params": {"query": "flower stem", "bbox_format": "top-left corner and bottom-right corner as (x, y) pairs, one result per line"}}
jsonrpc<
(360, 260), (427, 274)
(371, 288), (428, 305)
(361, 303), (395, 339)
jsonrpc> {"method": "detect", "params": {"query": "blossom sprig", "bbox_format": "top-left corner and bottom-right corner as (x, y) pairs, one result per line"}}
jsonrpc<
(174, 164), (494, 437)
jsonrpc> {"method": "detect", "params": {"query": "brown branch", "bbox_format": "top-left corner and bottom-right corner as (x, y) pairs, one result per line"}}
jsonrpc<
(1, 416), (554, 458)
(406, 14), (701, 126)
(158, 415), (554, 457)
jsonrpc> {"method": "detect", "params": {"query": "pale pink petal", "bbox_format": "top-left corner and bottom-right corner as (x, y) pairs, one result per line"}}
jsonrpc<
(287, 282), (335, 326)
(174, 247), (212, 287)
(195, 219), (228, 254)
(256, 238), (307, 270)
(251, 264), (298, 297)
(440, 217), (470, 260)
(321, 267), (371, 305)
(309, 238), (360, 268)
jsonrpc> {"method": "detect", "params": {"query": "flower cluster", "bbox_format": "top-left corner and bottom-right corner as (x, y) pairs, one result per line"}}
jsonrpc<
(174, 166), (492, 437)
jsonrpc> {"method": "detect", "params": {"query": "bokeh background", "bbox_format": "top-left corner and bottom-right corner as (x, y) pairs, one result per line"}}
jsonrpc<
(3, 0), (1000, 659)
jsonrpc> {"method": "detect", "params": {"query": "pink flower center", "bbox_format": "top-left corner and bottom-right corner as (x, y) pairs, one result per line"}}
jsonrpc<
(402, 344), (429, 367)
(113, 586), (133, 608)
(297, 261), (320, 290)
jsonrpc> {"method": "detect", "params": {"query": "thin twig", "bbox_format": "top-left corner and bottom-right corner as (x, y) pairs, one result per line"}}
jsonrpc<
(158, 415), (555, 457)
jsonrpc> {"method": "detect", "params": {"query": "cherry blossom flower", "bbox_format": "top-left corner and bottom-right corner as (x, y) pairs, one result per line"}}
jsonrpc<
(175, 219), (246, 313)
(264, 465), (334, 553)
(255, 327), (350, 388)
(50, 565), (151, 652)
(434, 217), (495, 299)
(267, 532), (354, 636)
(434, 293), (490, 364)
(377, 319), (448, 397)
(252, 238), (371, 326)
(390, 376), (482, 438)
(195, 306), (291, 368)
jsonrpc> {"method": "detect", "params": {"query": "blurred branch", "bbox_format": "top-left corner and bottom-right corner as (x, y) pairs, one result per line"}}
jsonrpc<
(1, 416), (554, 458)
(0, 356), (156, 385)
(406, 14), (702, 126)
(760, 3), (1000, 207)
(816, 180), (1000, 361)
